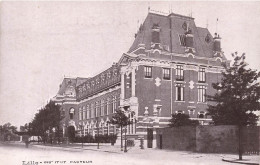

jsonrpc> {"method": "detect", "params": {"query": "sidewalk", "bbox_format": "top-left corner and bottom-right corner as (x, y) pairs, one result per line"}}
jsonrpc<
(32, 142), (124, 154)
(222, 155), (259, 165)
(31, 142), (259, 165)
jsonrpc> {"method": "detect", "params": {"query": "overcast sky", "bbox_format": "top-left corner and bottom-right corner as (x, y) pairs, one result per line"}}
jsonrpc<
(1, 1), (260, 127)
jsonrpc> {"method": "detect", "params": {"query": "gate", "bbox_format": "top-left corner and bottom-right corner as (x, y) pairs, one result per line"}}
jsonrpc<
(147, 128), (153, 148)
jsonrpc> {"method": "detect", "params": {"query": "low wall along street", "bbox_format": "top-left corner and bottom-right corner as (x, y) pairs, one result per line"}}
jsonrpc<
(156, 126), (260, 154)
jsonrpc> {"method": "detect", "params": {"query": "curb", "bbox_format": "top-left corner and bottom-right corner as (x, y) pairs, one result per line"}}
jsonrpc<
(222, 159), (259, 165)
(32, 144), (121, 154)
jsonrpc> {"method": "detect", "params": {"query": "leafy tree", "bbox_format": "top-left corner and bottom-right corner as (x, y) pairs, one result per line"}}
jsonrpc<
(0, 123), (17, 134)
(31, 100), (63, 143)
(207, 52), (260, 160)
(108, 109), (134, 151)
(168, 113), (199, 127)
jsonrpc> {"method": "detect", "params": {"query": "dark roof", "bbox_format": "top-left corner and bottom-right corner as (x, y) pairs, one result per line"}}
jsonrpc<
(128, 12), (224, 59)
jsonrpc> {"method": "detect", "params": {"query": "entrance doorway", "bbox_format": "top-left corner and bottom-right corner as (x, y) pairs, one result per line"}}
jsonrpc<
(147, 128), (153, 148)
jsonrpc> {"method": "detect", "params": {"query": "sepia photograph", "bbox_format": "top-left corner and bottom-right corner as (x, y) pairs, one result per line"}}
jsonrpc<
(0, 1), (260, 165)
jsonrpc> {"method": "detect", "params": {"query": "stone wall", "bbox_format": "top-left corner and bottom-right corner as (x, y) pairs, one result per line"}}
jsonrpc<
(156, 126), (260, 154)
(156, 126), (196, 151)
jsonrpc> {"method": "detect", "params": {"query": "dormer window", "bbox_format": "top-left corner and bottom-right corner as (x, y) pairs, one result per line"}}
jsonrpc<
(179, 34), (186, 46)
(182, 22), (187, 31)
(152, 23), (160, 44)
(205, 34), (211, 43)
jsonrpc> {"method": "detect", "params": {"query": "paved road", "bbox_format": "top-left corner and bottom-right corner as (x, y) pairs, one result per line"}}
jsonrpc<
(0, 142), (257, 165)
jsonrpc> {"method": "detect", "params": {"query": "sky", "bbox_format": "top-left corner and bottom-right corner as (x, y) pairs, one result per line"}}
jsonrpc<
(0, 1), (260, 128)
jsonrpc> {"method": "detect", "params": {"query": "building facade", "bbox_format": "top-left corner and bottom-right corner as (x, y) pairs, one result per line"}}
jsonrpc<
(52, 11), (229, 145)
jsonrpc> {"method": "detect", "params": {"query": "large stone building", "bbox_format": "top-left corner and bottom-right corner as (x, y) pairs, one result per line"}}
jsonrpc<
(53, 11), (229, 147)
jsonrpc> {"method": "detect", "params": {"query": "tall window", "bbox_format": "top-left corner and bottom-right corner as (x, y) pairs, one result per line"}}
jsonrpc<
(144, 66), (152, 78)
(95, 102), (99, 117)
(79, 107), (82, 120)
(198, 68), (206, 83)
(176, 65), (184, 81)
(86, 105), (90, 119)
(91, 103), (95, 118)
(112, 96), (117, 113)
(69, 108), (75, 120)
(101, 100), (104, 116)
(198, 86), (206, 102)
(163, 68), (171, 80)
(104, 99), (108, 115)
(106, 98), (110, 115)
(83, 106), (86, 120)
(176, 84), (184, 101)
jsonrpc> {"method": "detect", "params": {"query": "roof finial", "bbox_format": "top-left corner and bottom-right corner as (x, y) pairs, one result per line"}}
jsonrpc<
(148, 2), (150, 13)
(206, 19), (208, 28)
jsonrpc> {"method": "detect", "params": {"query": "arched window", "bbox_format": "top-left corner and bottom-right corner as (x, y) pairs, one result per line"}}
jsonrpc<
(69, 108), (75, 120)
(198, 111), (205, 118)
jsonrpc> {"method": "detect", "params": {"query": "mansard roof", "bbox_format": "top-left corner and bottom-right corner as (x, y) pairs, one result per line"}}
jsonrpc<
(76, 64), (120, 101)
(128, 12), (226, 59)
(54, 77), (89, 100)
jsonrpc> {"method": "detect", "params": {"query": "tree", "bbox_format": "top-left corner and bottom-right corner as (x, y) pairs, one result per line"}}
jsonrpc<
(108, 109), (134, 152)
(0, 123), (18, 141)
(168, 113), (199, 127)
(31, 100), (63, 143)
(207, 52), (260, 160)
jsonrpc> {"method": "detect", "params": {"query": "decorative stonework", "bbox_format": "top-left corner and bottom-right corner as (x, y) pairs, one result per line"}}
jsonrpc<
(189, 80), (194, 89)
(155, 77), (161, 87)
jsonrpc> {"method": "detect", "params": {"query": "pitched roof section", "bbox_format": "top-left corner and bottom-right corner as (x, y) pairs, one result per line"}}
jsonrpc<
(128, 12), (223, 59)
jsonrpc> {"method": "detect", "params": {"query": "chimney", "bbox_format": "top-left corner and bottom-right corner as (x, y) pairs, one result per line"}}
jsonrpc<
(213, 33), (221, 52)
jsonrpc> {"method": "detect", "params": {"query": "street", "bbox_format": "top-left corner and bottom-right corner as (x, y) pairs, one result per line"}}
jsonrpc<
(0, 142), (258, 165)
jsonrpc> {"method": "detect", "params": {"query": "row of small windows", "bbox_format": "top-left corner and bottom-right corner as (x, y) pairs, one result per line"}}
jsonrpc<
(69, 96), (120, 120)
(176, 110), (209, 119)
(144, 66), (206, 82)
(176, 84), (206, 102)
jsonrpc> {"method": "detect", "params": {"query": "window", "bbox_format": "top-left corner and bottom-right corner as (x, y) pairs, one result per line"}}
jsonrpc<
(101, 100), (104, 116)
(112, 96), (117, 113)
(144, 66), (152, 78)
(86, 105), (90, 119)
(91, 103), (94, 118)
(176, 65), (184, 81)
(176, 84), (184, 101)
(198, 86), (206, 102)
(198, 68), (206, 83)
(69, 108), (75, 120)
(95, 102), (99, 117)
(79, 107), (82, 120)
(83, 106), (86, 120)
(106, 98), (110, 115)
(176, 110), (183, 114)
(60, 108), (65, 118)
(163, 68), (171, 80)
(152, 31), (160, 43)
(198, 111), (205, 118)
(179, 34), (186, 46)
